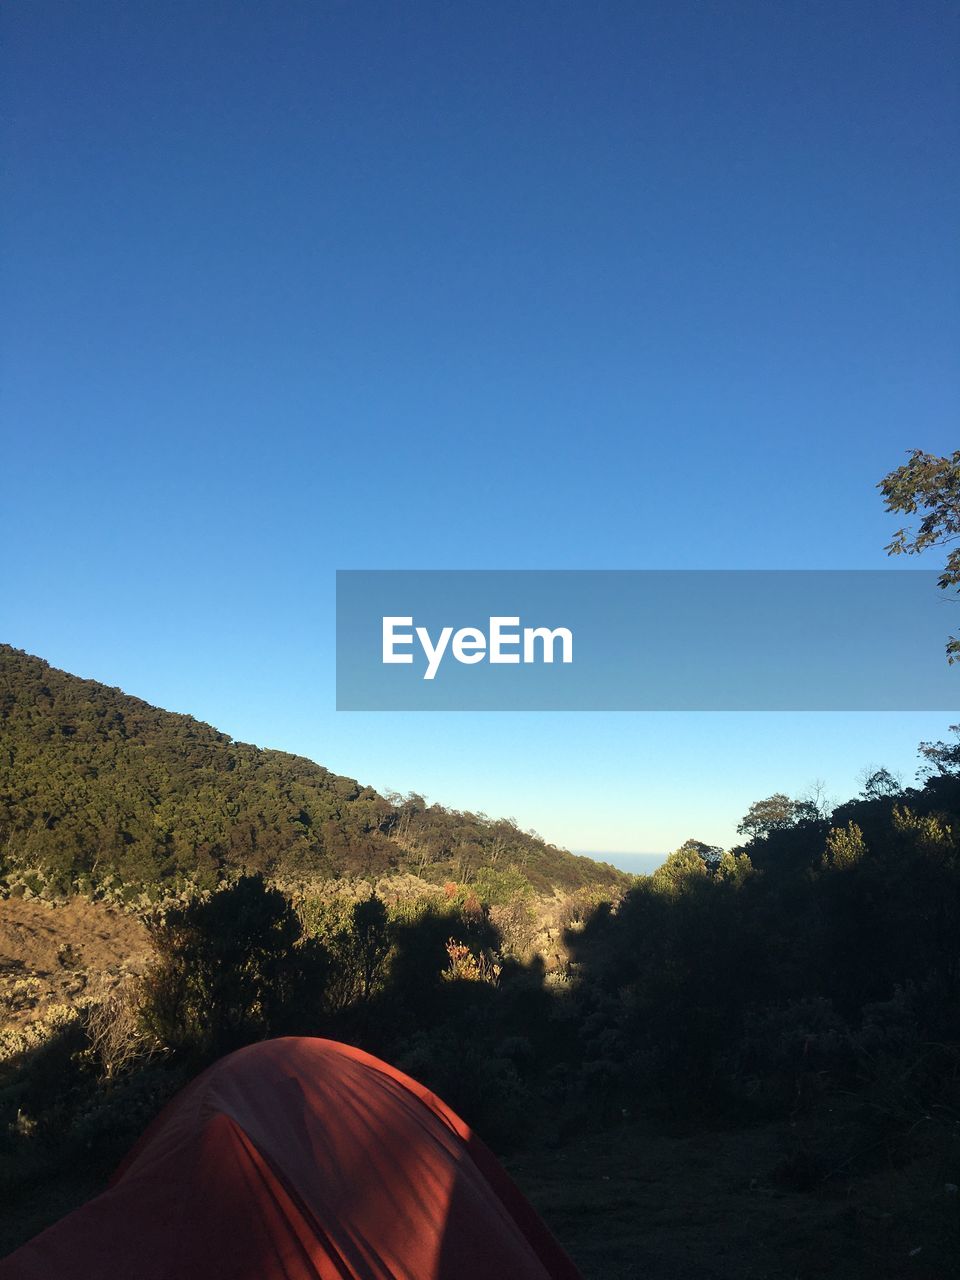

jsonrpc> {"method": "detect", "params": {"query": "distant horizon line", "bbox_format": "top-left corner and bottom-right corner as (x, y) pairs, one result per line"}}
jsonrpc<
(574, 850), (667, 875)
(573, 850), (666, 857)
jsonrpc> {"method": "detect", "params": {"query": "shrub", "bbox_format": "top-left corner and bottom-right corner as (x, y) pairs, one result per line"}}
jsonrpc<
(79, 976), (157, 1082)
(823, 822), (867, 870)
(140, 874), (327, 1060)
(442, 938), (501, 986)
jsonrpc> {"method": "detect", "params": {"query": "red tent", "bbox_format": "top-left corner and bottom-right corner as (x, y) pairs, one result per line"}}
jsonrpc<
(2, 1037), (583, 1280)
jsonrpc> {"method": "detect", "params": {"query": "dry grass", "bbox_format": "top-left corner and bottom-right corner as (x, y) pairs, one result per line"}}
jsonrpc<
(0, 897), (150, 1031)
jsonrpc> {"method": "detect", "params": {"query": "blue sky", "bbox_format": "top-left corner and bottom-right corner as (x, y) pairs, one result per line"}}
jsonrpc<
(3, 2), (958, 857)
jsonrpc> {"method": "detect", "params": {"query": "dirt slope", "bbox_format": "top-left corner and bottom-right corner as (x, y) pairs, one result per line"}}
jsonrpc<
(0, 897), (151, 1027)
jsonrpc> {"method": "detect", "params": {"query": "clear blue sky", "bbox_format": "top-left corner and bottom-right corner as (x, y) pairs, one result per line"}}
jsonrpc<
(3, 2), (958, 857)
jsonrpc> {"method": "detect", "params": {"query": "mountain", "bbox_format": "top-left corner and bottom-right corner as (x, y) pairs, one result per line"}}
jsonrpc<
(0, 645), (625, 896)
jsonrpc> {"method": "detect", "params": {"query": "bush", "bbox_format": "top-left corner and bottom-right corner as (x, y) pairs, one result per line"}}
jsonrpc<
(140, 875), (327, 1060)
(395, 1030), (532, 1149)
(78, 976), (157, 1082)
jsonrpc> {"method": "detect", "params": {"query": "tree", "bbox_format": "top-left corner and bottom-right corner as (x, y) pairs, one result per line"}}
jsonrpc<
(858, 766), (902, 800)
(879, 449), (960, 661)
(141, 874), (326, 1059)
(917, 725), (960, 777)
(652, 843), (710, 894)
(799, 778), (833, 819)
(737, 793), (794, 839)
(676, 837), (724, 870)
(351, 895), (391, 1001)
(822, 821), (867, 870)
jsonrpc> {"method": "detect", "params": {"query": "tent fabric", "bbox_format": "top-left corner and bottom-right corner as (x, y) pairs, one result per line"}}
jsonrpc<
(2, 1037), (583, 1280)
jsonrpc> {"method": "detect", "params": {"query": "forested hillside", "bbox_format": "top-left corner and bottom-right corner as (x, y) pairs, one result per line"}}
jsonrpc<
(0, 646), (622, 895)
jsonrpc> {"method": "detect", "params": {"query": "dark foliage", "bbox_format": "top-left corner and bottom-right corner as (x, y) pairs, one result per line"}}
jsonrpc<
(880, 448), (960, 662)
(140, 874), (328, 1060)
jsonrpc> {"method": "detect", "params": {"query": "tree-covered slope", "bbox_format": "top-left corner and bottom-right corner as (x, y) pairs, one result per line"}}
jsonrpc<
(0, 645), (623, 895)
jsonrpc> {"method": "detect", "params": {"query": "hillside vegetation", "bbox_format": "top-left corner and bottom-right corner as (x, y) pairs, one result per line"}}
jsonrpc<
(0, 645), (623, 896)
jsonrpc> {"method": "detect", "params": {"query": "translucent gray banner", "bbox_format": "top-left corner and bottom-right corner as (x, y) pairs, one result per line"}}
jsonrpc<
(336, 570), (960, 711)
